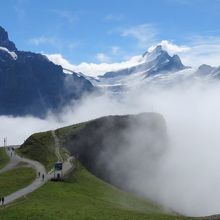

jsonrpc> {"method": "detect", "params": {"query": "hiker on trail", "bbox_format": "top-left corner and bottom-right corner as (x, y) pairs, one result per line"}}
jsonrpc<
(1, 197), (4, 205)
(42, 174), (45, 181)
(57, 173), (60, 179)
(38, 172), (40, 178)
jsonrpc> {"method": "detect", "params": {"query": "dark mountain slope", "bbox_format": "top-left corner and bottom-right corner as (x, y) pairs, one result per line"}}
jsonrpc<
(0, 26), (94, 117)
(0, 26), (17, 51)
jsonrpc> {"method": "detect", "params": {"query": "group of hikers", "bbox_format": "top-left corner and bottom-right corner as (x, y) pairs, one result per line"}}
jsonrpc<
(7, 147), (15, 157)
(38, 172), (45, 181)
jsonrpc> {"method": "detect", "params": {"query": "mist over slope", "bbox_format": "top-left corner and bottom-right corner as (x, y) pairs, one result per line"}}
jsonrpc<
(56, 113), (168, 190)
(2, 77), (220, 216)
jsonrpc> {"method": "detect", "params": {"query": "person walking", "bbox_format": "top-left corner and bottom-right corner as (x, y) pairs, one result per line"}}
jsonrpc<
(1, 197), (4, 205)
(42, 174), (45, 181)
(38, 172), (40, 178)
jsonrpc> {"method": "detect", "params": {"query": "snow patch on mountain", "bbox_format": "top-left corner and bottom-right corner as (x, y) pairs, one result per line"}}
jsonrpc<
(46, 53), (146, 77)
(0, 46), (17, 60)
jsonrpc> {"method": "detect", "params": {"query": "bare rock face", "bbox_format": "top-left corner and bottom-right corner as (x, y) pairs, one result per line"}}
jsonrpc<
(0, 26), (17, 51)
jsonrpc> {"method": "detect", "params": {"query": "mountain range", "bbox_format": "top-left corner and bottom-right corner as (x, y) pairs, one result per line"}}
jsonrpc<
(84, 45), (220, 92)
(1, 25), (220, 117)
(0, 26), (94, 117)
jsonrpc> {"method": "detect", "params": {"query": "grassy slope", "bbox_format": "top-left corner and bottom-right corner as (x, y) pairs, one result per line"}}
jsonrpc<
(55, 122), (87, 143)
(18, 129), (73, 171)
(0, 148), (10, 169)
(0, 162), (193, 220)
(17, 122), (86, 170)
(11, 118), (196, 219)
(0, 164), (36, 197)
(19, 131), (57, 171)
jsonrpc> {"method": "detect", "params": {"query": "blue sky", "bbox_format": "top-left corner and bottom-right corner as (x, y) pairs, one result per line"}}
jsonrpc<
(1, 0), (220, 73)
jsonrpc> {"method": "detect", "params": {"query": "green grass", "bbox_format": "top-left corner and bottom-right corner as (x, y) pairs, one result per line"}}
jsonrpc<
(0, 148), (10, 169)
(0, 164), (36, 197)
(55, 121), (87, 145)
(0, 162), (194, 220)
(17, 122), (87, 172)
(18, 131), (57, 171)
(9, 119), (197, 219)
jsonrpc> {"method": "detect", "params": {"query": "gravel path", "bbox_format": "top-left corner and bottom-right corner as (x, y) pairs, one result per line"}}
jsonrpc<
(51, 130), (63, 162)
(0, 148), (19, 174)
(4, 155), (47, 205)
(0, 145), (74, 205)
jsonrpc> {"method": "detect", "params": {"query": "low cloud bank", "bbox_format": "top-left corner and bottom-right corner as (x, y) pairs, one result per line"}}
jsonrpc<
(46, 39), (220, 77)
(1, 79), (220, 216)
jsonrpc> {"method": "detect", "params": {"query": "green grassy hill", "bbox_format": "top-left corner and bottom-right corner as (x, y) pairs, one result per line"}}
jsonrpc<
(0, 148), (10, 169)
(0, 161), (193, 220)
(19, 131), (59, 171)
(3, 113), (196, 219)
(0, 163), (36, 198)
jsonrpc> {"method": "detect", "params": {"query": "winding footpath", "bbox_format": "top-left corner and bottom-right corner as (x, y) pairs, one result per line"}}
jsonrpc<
(0, 148), (20, 174)
(0, 137), (74, 205)
(4, 150), (47, 205)
(51, 130), (63, 162)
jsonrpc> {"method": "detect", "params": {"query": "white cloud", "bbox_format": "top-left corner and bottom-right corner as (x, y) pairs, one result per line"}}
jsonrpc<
(121, 24), (158, 48)
(180, 36), (220, 67)
(46, 53), (144, 77)
(149, 40), (191, 55)
(111, 46), (120, 55)
(29, 36), (58, 47)
(96, 53), (111, 63)
(29, 36), (80, 52)
(104, 14), (124, 21)
(45, 54), (75, 71)
(51, 9), (79, 24)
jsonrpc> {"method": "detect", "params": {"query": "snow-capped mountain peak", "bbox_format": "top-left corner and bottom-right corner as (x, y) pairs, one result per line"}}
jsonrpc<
(143, 45), (164, 62)
(101, 45), (186, 80)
